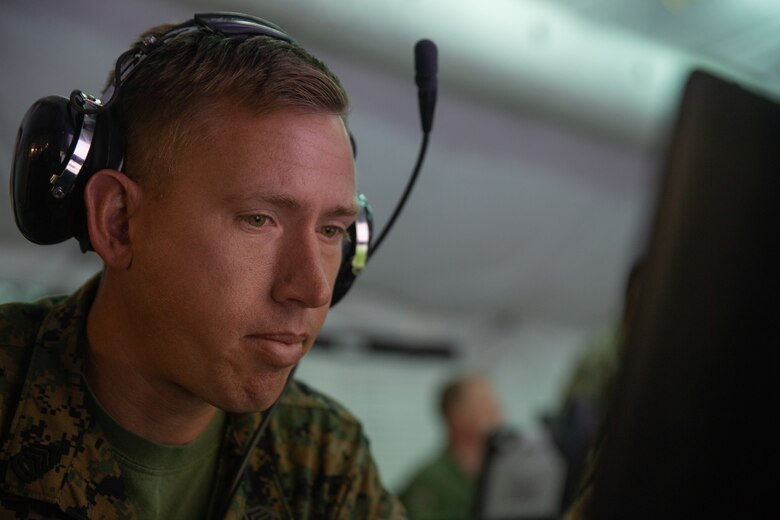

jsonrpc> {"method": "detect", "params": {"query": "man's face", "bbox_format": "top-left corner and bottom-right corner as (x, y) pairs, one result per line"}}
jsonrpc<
(451, 378), (504, 440)
(123, 108), (357, 412)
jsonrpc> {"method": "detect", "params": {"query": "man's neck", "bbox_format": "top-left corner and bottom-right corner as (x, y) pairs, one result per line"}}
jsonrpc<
(85, 278), (217, 445)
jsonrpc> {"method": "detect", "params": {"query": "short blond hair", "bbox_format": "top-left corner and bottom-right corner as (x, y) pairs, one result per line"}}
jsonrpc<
(111, 22), (349, 191)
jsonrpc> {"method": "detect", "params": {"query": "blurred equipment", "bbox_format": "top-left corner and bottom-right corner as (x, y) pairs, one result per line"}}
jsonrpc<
(473, 427), (566, 520)
(589, 69), (780, 519)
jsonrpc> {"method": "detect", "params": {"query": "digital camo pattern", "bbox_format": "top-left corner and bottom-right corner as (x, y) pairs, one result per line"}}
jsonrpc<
(0, 276), (406, 519)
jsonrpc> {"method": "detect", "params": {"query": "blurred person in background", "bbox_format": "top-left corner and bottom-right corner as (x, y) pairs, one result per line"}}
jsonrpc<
(399, 374), (504, 519)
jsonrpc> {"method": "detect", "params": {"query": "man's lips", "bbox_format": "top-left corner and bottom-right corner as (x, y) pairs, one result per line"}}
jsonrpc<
(244, 332), (309, 367)
(255, 333), (308, 345)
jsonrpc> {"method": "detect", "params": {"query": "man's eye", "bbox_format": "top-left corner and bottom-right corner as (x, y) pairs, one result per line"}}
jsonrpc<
(321, 225), (346, 239)
(244, 215), (270, 227)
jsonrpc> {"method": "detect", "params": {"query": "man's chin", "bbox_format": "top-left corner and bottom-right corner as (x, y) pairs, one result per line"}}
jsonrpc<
(223, 372), (291, 413)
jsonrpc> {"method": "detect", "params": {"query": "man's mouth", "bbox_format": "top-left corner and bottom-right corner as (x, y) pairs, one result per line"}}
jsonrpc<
(244, 332), (309, 367)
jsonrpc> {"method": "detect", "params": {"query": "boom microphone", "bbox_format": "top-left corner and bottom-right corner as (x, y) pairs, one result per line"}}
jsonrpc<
(370, 39), (438, 257)
(415, 39), (438, 134)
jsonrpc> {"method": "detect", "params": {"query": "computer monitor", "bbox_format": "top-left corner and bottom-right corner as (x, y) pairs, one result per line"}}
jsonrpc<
(589, 70), (779, 518)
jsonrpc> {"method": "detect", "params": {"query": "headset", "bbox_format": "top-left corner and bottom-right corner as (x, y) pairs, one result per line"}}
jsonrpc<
(10, 12), (371, 306)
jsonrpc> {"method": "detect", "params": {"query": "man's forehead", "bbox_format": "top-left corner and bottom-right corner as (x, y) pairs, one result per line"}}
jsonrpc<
(225, 190), (361, 217)
(162, 108), (357, 205)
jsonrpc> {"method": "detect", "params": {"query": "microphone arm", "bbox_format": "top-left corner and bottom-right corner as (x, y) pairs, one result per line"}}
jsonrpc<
(369, 39), (438, 258)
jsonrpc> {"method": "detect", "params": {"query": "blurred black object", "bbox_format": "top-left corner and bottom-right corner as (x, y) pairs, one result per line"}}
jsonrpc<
(590, 70), (780, 519)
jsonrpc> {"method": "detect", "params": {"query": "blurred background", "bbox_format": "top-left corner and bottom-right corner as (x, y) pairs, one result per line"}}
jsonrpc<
(2, 0), (779, 507)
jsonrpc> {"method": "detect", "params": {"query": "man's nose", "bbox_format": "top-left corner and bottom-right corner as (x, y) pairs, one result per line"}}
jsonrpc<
(270, 232), (333, 308)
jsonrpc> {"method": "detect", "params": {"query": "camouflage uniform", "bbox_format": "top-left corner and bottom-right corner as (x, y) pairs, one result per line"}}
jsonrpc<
(0, 276), (405, 519)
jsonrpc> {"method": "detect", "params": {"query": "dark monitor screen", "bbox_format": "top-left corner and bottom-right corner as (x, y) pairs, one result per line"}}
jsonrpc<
(590, 70), (780, 518)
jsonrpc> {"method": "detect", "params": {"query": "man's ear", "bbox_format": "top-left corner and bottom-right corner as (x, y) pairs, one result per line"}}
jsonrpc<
(84, 170), (142, 269)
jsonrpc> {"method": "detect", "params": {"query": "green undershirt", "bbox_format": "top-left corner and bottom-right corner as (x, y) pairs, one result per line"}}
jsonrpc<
(84, 379), (226, 520)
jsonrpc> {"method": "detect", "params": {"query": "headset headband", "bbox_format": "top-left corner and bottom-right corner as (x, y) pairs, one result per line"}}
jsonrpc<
(73, 13), (293, 116)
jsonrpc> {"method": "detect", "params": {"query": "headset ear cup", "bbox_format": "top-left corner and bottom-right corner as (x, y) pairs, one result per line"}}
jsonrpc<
(331, 196), (372, 306)
(332, 234), (358, 306)
(11, 96), (125, 249)
(11, 96), (82, 244)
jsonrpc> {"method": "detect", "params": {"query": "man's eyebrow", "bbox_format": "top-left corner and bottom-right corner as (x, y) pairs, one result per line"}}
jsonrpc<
(227, 192), (361, 218)
(326, 201), (361, 219)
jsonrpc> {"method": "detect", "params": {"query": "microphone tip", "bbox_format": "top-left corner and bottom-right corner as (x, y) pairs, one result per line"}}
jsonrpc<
(414, 39), (438, 72)
(415, 39), (436, 51)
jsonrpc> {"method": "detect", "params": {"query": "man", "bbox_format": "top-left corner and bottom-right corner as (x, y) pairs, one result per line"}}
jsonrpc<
(399, 374), (503, 520)
(0, 13), (404, 519)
